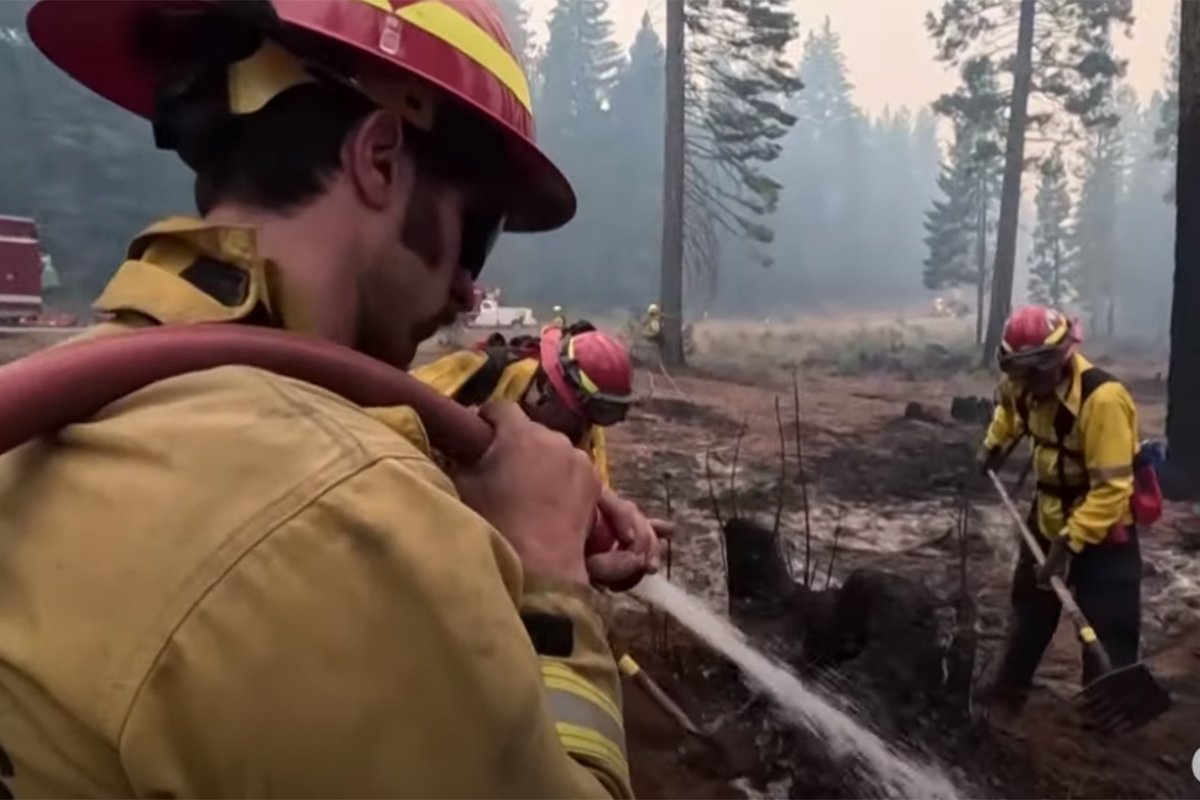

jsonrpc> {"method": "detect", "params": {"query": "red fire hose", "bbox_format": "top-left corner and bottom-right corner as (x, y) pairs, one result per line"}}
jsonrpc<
(0, 324), (616, 551)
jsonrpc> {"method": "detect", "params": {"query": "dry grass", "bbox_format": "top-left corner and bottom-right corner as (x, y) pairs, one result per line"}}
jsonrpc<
(685, 312), (980, 377)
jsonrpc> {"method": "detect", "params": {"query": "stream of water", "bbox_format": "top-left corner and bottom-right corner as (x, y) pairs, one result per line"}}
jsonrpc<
(632, 574), (963, 800)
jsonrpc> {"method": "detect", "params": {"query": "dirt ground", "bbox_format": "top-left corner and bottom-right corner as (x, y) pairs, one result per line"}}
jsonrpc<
(3, 318), (1197, 799)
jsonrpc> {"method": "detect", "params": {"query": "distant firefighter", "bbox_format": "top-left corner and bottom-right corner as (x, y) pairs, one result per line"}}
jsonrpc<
(641, 302), (662, 343)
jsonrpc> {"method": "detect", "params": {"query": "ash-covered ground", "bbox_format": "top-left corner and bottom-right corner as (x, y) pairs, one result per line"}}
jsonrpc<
(602, 335), (1199, 800)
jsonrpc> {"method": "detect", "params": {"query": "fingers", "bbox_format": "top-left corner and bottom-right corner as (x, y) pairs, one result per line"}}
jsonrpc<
(477, 399), (526, 428)
(597, 488), (637, 546)
(586, 550), (652, 592)
(650, 518), (676, 540)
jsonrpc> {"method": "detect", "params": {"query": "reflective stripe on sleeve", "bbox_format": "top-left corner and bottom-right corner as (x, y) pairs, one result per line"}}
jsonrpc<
(540, 662), (629, 784)
(1087, 464), (1134, 483)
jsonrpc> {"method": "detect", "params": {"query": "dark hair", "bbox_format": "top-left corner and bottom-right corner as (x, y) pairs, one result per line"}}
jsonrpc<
(140, 4), (377, 215)
(190, 84), (376, 215)
(142, 0), (516, 217)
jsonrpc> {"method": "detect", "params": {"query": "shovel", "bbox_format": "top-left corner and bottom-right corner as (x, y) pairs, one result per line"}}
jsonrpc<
(617, 653), (708, 738)
(987, 470), (1172, 734)
(615, 652), (757, 770)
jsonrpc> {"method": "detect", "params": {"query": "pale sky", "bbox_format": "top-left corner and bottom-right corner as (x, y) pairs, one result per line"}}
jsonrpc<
(523, 0), (1176, 115)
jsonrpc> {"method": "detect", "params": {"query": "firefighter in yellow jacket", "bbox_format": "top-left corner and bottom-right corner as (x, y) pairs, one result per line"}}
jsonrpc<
(414, 321), (633, 486)
(642, 303), (662, 344)
(978, 305), (1141, 709)
(0, 1), (664, 797)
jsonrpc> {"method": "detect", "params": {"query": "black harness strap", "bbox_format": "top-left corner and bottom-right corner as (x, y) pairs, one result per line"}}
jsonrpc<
(1020, 367), (1117, 520)
(454, 333), (518, 408)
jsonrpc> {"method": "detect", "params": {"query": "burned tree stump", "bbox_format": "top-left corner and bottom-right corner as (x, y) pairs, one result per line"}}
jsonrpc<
(722, 518), (793, 619)
(832, 569), (971, 731)
(950, 396), (994, 424)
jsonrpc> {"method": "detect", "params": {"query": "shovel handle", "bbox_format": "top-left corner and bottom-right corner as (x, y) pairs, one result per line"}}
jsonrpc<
(986, 470), (1115, 675)
(618, 654), (704, 736)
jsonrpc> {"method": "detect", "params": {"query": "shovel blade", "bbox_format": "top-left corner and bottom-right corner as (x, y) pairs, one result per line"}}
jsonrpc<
(1075, 662), (1172, 734)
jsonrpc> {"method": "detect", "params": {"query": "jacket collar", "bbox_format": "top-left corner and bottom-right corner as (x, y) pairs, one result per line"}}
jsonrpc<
(1058, 352), (1094, 414)
(93, 216), (313, 332)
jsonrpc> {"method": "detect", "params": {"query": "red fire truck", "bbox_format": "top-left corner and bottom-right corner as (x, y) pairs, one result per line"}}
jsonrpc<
(0, 215), (77, 328)
(0, 215), (44, 323)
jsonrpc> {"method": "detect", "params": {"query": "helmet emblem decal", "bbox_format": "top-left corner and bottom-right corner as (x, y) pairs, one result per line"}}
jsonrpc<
(380, 15), (402, 55)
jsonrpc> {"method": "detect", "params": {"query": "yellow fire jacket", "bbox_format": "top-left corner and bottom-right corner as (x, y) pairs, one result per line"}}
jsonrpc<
(641, 315), (661, 342)
(413, 351), (612, 486)
(983, 353), (1138, 552)
(0, 217), (631, 798)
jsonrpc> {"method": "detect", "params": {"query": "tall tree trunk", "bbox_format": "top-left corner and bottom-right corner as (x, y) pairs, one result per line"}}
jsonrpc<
(974, 186), (988, 346)
(981, 0), (1036, 364)
(657, 0), (686, 366)
(1166, 0), (1200, 498)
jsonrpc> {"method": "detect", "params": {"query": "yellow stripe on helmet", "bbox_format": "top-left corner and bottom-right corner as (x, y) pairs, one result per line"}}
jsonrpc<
(353, 0), (532, 113)
(566, 336), (602, 396)
(1044, 315), (1069, 347)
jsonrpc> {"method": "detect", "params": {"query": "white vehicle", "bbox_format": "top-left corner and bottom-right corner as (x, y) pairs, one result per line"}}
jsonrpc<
(467, 298), (538, 328)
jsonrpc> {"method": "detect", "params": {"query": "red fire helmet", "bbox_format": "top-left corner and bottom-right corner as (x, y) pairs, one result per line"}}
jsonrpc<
(25, 0), (575, 232)
(539, 322), (633, 427)
(998, 305), (1081, 373)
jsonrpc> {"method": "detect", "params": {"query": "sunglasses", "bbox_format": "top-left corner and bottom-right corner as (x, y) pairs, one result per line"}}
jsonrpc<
(557, 330), (631, 427)
(459, 204), (505, 279)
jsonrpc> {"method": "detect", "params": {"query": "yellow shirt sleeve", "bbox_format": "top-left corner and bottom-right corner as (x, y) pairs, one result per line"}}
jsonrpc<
(586, 426), (611, 487)
(983, 380), (1024, 451)
(410, 350), (489, 398)
(118, 458), (631, 798)
(1066, 382), (1137, 550)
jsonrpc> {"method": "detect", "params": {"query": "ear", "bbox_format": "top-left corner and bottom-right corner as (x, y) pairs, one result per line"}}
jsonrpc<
(343, 110), (406, 211)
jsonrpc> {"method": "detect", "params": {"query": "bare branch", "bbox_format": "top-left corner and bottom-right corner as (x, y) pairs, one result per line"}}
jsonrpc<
(791, 370), (814, 587)
(729, 416), (747, 520)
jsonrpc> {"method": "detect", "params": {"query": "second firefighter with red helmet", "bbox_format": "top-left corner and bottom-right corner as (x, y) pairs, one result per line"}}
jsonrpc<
(979, 304), (1147, 716)
(414, 320), (634, 486)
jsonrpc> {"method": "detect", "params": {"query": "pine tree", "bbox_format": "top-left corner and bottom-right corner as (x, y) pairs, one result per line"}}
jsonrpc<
(681, 0), (801, 274)
(923, 135), (977, 292)
(1157, 2), (1180, 198)
(607, 13), (665, 303)
(867, 107), (937, 298)
(924, 58), (1004, 341)
(791, 18), (860, 136)
(517, 0), (622, 306)
(1074, 123), (1123, 336)
(1027, 150), (1075, 308)
(657, 0), (800, 364)
(775, 18), (866, 296)
(922, 122), (999, 342)
(927, 0), (1134, 361)
(495, 0), (537, 72)
(1116, 91), (1174, 341)
(539, 0), (621, 149)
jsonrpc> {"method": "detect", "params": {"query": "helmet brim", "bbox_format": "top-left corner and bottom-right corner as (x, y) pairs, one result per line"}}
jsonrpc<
(26, 0), (576, 233)
(537, 326), (581, 414)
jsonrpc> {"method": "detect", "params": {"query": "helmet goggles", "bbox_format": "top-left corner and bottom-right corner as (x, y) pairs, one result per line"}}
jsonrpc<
(997, 343), (1065, 376)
